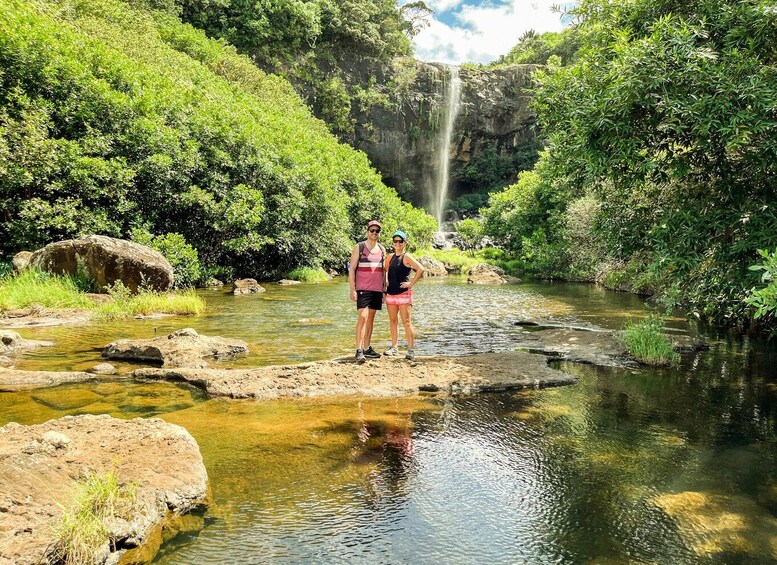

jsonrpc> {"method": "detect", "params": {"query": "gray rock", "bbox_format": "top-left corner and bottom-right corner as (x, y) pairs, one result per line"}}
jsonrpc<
(0, 368), (97, 392)
(87, 363), (117, 375)
(278, 279), (302, 285)
(134, 351), (578, 400)
(11, 251), (32, 272)
(204, 278), (223, 287)
(0, 414), (208, 565)
(417, 256), (448, 277)
(103, 329), (249, 368)
(29, 235), (173, 292)
(0, 330), (54, 356)
(232, 278), (265, 295)
(466, 263), (518, 284)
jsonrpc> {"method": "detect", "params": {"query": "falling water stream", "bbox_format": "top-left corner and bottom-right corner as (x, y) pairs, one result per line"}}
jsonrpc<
(432, 66), (462, 226)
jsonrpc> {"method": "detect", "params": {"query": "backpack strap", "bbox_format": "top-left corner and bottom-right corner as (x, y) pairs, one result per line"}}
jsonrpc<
(359, 241), (386, 268)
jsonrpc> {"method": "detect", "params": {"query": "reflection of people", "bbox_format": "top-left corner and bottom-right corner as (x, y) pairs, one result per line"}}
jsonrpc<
(382, 230), (424, 360)
(349, 219), (386, 364)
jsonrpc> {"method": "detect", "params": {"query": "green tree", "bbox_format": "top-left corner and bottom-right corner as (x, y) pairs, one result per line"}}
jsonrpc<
(483, 0), (777, 325)
(455, 218), (483, 256)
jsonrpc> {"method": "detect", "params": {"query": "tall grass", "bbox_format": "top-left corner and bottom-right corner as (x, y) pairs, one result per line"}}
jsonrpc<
(414, 247), (524, 275)
(0, 270), (205, 319)
(54, 471), (137, 564)
(94, 283), (205, 320)
(0, 270), (93, 310)
(621, 316), (680, 367)
(286, 267), (330, 283)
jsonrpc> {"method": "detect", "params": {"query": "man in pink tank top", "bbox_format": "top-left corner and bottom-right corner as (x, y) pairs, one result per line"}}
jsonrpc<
(349, 219), (386, 364)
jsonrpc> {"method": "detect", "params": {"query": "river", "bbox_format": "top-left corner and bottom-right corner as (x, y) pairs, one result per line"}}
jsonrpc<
(2, 278), (776, 563)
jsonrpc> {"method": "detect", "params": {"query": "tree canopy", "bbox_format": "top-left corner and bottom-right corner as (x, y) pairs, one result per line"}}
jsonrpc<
(482, 0), (777, 325)
(0, 0), (436, 278)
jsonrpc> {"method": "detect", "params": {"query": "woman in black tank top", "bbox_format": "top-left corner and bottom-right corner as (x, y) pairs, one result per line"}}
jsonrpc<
(382, 231), (425, 360)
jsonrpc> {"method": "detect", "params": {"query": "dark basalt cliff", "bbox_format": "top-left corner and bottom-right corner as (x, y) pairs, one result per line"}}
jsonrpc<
(349, 60), (539, 209)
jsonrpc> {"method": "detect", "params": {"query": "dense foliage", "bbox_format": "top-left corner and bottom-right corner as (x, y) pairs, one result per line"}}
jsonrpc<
(171, 0), (431, 140)
(489, 28), (581, 67)
(0, 0), (435, 277)
(482, 0), (777, 326)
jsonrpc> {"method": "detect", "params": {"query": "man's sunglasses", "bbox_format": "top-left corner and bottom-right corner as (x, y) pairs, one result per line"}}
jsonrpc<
(392, 239), (405, 244)
(368, 228), (381, 234)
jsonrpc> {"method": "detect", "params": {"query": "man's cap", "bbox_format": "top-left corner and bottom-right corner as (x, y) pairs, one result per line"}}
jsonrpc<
(367, 220), (382, 228)
(392, 230), (408, 241)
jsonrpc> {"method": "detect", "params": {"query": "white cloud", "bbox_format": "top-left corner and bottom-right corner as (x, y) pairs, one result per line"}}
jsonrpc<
(412, 0), (568, 65)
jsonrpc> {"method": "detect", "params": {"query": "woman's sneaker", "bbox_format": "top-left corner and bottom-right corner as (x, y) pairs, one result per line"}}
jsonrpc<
(363, 346), (381, 359)
(405, 348), (415, 360)
(384, 346), (398, 356)
(355, 349), (366, 364)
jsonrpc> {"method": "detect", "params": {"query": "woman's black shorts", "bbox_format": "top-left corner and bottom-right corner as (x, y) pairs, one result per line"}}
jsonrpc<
(356, 290), (383, 310)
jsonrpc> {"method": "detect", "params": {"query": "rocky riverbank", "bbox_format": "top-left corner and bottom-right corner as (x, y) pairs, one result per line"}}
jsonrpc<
(134, 351), (578, 399)
(0, 414), (208, 565)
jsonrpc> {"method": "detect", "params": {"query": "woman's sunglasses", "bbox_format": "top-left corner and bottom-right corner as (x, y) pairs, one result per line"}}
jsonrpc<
(368, 228), (381, 234)
(392, 239), (405, 244)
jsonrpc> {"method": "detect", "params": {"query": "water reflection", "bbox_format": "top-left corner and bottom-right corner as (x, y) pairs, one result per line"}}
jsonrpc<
(2, 280), (777, 562)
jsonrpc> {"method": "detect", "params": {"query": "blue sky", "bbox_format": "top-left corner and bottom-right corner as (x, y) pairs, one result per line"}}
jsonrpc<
(406, 0), (573, 65)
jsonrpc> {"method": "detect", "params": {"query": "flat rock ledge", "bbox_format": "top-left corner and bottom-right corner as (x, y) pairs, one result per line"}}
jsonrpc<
(0, 414), (208, 565)
(103, 328), (249, 369)
(0, 368), (97, 392)
(512, 325), (708, 368)
(134, 351), (578, 399)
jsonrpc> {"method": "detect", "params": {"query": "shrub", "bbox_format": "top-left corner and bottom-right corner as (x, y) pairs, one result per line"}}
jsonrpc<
(130, 231), (202, 288)
(287, 267), (330, 283)
(620, 316), (679, 367)
(745, 248), (777, 323)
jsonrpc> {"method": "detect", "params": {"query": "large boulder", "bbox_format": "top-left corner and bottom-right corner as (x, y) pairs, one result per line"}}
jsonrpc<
(11, 251), (32, 272)
(416, 256), (448, 277)
(102, 328), (249, 368)
(0, 414), (208, 565)
(466, 263), (517, 284)
(29, 236), (173, 292)
(232, 278), (265, 295)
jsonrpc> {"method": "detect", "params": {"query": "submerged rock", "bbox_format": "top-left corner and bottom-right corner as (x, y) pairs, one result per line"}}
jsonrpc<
(232, 278), (265, 295)
(134, 351), (578, 399)
(0, 414), (208, 565)
(278, 279), (302, 285)
(88, 363), (117, 375)
(29, 235), (174, 292)
(0, 368), (97, 392)
(102, 328), (249, 369)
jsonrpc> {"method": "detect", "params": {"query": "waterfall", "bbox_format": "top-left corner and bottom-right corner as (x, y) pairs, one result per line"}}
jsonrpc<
(433, 65), (462, 228)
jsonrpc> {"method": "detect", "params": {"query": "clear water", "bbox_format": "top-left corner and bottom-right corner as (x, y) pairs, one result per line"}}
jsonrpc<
(2, 278), (777, 563)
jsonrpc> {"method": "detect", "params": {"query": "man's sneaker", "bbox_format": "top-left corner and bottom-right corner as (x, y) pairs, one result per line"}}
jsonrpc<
(384, 346), (398, 356)
(364, 346), (381, 359)
(355, 349), (366, 364)
(405, 348), (415, 361)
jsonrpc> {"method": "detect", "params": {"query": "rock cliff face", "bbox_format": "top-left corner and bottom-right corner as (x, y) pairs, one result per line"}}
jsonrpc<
(351, 60), (539, 210)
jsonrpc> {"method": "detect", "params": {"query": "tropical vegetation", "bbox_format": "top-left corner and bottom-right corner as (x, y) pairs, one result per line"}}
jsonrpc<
(0, 0), (435, 280)
(480, 0), (777, 327)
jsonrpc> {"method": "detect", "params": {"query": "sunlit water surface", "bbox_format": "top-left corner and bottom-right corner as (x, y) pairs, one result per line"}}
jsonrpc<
(2, 278), (777, 563)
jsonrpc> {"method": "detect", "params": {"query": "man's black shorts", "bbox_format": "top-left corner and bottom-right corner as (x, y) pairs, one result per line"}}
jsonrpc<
(356, 290), (383, 310)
